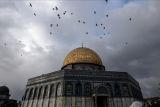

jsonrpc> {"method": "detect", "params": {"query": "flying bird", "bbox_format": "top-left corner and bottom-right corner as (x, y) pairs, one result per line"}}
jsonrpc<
(4, 43), (7, 46)
(34, 13), (36, 16)
(129, 18), (132, 21)
(29, 3), (32, 7)
(96, 23), (98, 26)
(94, 11), (96, 14)
(56, 24), (58, 27)
(78, 20), (80, 23)
(63, 11), (67, 15)
(71, 13), (73, 15)
(55, 6), (58, 11)
(50, 24), (53, 27)
(57, 14), (61, 19)
(83, 21), (85, 24)
(101, 24), (103, 26)
(106, 14), (109, 18)
(125, 42), (128, 45)
(85, 32), (88, 34)
(103, 27), (106, 30)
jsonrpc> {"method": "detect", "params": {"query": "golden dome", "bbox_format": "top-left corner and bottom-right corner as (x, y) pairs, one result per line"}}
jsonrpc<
(63, 47), (103, 66)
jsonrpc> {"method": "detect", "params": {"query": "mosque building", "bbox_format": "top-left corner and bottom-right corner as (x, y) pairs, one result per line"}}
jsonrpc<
(21, 47), (143, 107)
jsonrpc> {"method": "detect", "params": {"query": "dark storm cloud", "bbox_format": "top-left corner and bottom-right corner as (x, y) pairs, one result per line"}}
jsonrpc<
(87, 0), (160, 97)
(0, 0), (64, 100)
(0, 0), (160, 100)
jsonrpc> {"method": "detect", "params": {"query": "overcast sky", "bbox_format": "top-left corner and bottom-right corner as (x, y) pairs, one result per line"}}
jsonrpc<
(0, 0), (160, 100)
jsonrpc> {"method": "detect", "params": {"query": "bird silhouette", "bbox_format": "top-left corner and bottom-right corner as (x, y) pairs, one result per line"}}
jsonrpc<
(103, 27), (106, 30)
(55, 6), (58, 11)
(34, 13), (36, 16)
(56, 24), (58, 27)
(50, 24), (53, 27)
(78, 20), (80, 23)
(125, 42), (128, 45)
(94, 11), (96, 14)
(63, 11), (67, 15)
(4, 43), (7, 46)
(29, 3), (32, 7)
(96, 24), (98, 26)
(101, 24), (103, 26)
(86, 32), (88, 34)
(83, 21), (85, 24)
(57, 14), (61, 19)
(106, 14), (109, 18)
(129, 18), (132, 21)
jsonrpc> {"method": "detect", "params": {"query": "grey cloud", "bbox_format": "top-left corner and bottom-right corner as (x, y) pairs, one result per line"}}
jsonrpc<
(0, 0), (160, 100)
(87, 1), (160, 97)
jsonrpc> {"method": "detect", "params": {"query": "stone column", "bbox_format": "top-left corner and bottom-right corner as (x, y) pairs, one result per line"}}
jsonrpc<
(30, 87), (36, 107)
(47, 85), (51, 107)
(111, 83), (115, 107)
(119, 83), (123, 107)
(34, 87), (40, 107)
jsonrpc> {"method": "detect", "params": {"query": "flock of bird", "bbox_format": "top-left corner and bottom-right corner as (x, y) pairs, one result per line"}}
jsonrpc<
(28, 1), (132, 38)
(2, 0), (133, 57)
(2, 40), (23, 56)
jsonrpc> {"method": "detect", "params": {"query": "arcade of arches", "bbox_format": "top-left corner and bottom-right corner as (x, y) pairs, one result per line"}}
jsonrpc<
(22, 47), (143, 107)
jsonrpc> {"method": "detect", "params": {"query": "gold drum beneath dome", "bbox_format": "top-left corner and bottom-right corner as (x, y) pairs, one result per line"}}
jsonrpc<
(63, 47), (103, 67)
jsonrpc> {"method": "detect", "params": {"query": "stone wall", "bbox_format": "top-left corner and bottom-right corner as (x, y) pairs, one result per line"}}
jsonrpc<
(21, 70), (143, 107)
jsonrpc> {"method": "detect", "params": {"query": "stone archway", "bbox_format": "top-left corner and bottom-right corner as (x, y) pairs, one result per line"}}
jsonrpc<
(97, 96), (108, 107)
(94, 86), (109, 107)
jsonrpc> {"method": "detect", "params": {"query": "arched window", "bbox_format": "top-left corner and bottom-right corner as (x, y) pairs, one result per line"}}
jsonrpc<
(56, 83), (62, 97)
(84, 83), (91, 96)
(43, 85), (49, 98)
(75, 83), (82, 96)
(132, 87), (136, 98)
(49, 84), (54, 98)
(106, 84), (113, 97)
(38, 87), (42, 99)
(97, 86), (107, 94)
(33, 87), (38, 99)
(122, 85), (130, 97)
(114, 83), (121, 97)
(28, 88), (33, 100)
(65, 82), (73, 96)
